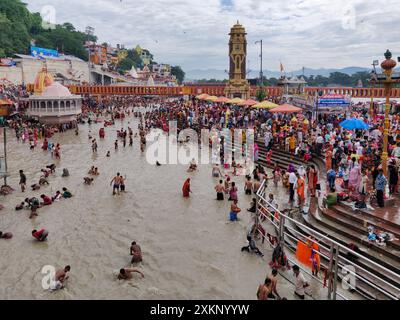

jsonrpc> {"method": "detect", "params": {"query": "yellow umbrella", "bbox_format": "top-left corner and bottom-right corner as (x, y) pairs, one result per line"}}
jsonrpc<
(252, 100), (279, 109)
(227, 97), (244, 104)
(205, 95), (219, 102)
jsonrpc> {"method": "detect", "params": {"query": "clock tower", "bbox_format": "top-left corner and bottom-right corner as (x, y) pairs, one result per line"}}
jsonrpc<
(225, 21), (250, 99)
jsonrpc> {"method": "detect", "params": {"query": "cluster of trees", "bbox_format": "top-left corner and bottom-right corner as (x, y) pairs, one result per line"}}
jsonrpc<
(116, 49), (144, 74)
(304, 71), (371, 87)
(0, 0), (186, 83)
(196, 79), (228, 84)
(0, 0), (96, 60)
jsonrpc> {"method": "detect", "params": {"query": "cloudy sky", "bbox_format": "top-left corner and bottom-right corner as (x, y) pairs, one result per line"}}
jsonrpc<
(25, 0), (400, 72)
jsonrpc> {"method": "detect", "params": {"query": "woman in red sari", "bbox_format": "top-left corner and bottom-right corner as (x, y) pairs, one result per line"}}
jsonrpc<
(182, 178), (191, 197)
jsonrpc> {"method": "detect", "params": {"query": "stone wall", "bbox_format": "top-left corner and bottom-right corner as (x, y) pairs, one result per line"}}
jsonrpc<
(0, 58), (90, 85)
(0, 66), (23, 84)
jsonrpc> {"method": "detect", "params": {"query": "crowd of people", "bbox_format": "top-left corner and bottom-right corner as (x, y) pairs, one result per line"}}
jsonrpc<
(2, 89), (400, 299)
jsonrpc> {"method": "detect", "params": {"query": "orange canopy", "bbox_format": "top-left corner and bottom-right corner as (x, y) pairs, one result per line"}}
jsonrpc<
(238, 99), (258, 106)
(215, 96), (230, 103)
(0, 98), (13, 106)
(196, 94), (209, 100)
(269, 104), (303, 113)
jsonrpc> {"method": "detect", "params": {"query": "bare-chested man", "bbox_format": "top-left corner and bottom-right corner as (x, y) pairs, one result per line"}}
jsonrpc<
(257, 278), (272, 300)
(110, 173), (122, 195)
(245, 176), (253, 195)
(118, 268), (144, 280)
(267, 269), (281, 299)
(130, 241), (142, 263)
(215, 180), (225, 201)
(55, 265), (71, 284)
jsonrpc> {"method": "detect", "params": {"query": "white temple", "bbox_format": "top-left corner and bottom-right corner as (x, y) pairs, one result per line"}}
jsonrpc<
(28, 71), (82, 125)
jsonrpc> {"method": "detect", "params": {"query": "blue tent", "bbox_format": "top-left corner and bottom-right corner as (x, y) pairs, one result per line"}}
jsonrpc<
(339, 118), (369, 130)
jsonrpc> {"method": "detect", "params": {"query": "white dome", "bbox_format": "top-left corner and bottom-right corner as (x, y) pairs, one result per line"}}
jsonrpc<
(42, 82), (72, 97)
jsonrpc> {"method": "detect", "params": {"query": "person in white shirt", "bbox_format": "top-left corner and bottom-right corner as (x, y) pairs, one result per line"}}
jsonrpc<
(293, 265), (309, 300)
(392, 143), (400, 158)
(288, 171), (297, 202)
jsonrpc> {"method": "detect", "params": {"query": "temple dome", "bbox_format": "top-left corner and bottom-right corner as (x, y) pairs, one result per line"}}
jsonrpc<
(42, 82), (72, 97)
(33, 67), (54, 95)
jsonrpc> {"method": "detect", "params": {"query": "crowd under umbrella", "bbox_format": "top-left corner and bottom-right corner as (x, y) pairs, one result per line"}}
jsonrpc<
(252, 100), (278, 109)
(339, 118), (370, 130)
(269, 103), (303, 113)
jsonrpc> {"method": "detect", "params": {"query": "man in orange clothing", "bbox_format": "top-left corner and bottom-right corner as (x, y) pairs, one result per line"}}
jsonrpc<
(295, 172), (305, 209)
(289, 134), (297, 154)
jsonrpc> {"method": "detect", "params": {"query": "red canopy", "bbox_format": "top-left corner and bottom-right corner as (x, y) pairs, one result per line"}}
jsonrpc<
(269, 104), (302, 113)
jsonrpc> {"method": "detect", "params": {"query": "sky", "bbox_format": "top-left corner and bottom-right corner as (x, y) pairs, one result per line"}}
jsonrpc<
(25, 0), (400, 72)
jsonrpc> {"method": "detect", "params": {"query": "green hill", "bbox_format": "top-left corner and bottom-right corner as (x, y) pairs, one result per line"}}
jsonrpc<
(0, 0), (96, 59)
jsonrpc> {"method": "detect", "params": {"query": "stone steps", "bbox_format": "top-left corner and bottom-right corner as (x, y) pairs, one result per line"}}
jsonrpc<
(332, 204), (400, 239)
(338, 202), (400, 230)
(300, 210), (400, 299)
(322, 208), (400, 253)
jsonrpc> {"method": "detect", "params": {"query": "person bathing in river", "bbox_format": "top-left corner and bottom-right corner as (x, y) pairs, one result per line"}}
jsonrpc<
(110, 173), (122, 195)
(229, 199), (241, 221)
(212, 164), (222, 178)
(228, 182), (238, 201)
(245, 176), (253, 195)
(182, 178), (192, 197)
(187, 158), (197, 172)
(118, 268), (144, 280)
(130, 241), (142, 263)
(215, 180), (225, 200)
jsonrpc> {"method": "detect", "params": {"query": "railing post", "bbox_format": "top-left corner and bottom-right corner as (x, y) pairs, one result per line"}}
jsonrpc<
(278, 214), (285, 244)
(332, 245), (339, 300)
(327, 244), (335, 300)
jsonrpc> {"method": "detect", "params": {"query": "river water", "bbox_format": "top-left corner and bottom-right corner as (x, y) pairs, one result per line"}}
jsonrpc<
(0, 116), (283, 300)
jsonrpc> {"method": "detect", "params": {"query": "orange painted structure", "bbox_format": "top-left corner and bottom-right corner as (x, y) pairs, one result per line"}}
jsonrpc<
(26, 84), (400, 98)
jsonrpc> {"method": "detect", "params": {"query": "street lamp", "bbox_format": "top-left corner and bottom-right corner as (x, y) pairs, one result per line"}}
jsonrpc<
(255, 40), (263, 88)
(371, 50), (400, 177)
(370, 60), (379, 119)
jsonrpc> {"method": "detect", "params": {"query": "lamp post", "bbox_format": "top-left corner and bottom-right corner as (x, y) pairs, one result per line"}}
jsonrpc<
(370, 60), (379, 119)
(371, 50), (400, 177)
(255, 40), (263, 88)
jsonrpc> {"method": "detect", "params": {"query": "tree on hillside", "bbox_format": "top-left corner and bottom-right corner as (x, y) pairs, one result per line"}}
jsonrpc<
(0, 0), (96, 60)
(171, 66), (185, 84)
(117, 58), (134, 74)
(127, 49), (142, 68)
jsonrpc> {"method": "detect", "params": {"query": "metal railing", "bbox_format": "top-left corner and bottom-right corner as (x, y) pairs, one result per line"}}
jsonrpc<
(255, 179), (400, 300)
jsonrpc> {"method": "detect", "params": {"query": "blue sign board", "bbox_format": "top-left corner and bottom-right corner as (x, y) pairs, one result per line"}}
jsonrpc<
(30, 46), (59, 58)
(318, 99), (350, 107)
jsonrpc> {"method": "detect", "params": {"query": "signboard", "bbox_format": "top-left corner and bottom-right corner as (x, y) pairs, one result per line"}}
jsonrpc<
(0, 58), (16, 67)
(317, 94), (351, 108)
(292, 94), (316, 109)
(30, 46), (59, 58)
